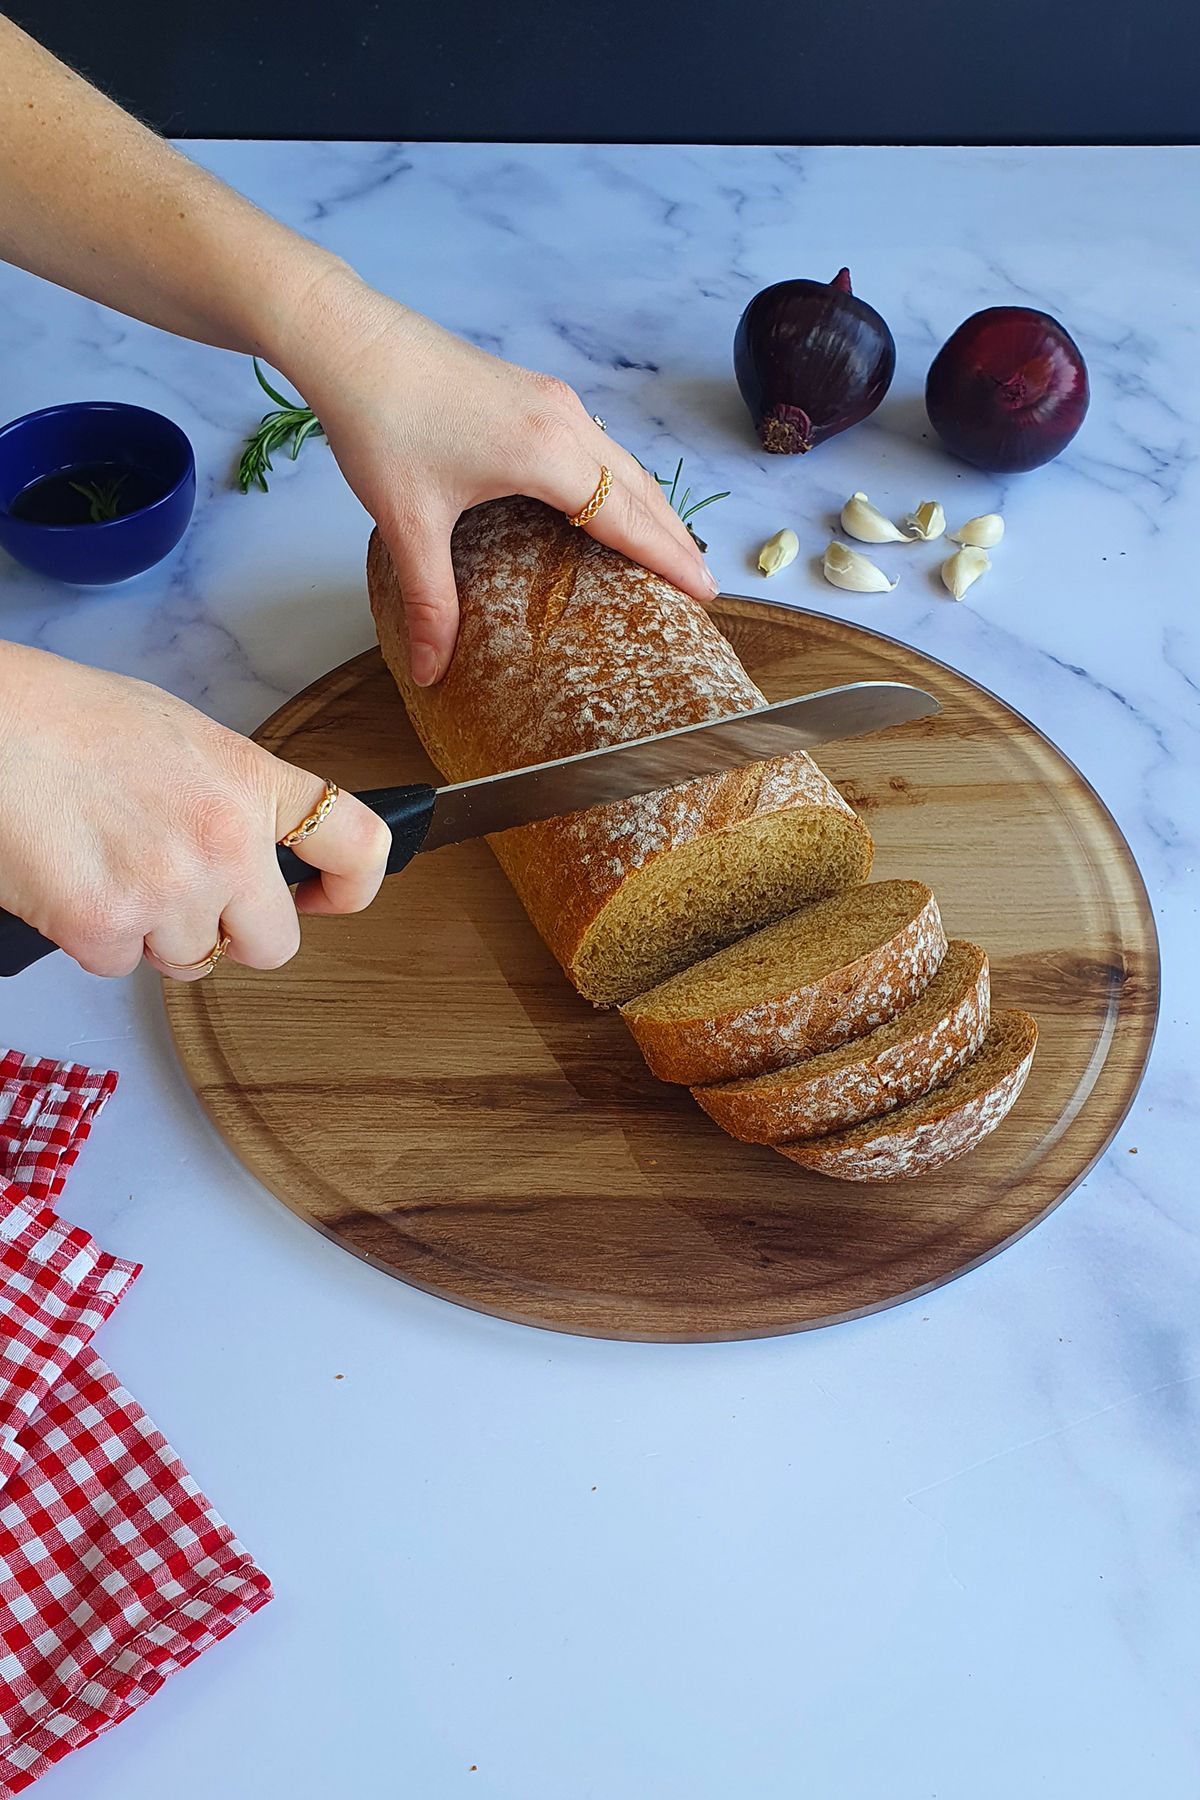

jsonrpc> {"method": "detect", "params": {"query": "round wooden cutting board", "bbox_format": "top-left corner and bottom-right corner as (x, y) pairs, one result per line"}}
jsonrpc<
(165, 602), (1158, 1341)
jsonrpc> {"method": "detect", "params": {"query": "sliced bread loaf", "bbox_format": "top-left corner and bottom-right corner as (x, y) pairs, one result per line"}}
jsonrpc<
(778, 1009), (1038, 1181)
(369, 499), (873, 1005)
(695, 939), (990, 1144)
(620, 879), (946, 1087)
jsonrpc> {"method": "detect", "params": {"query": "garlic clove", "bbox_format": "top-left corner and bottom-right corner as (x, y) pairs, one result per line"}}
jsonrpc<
(840, 491), (912, 544)
(757, 527), (799, 576)
(941, 545), (990, 600)
(904, 500), (946, 541)
(823, 540), (898, 593)
(950, 512), (1004, 548)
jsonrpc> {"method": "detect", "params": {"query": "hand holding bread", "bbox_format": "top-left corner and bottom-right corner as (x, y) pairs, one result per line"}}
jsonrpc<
(294, 285), (717, 686)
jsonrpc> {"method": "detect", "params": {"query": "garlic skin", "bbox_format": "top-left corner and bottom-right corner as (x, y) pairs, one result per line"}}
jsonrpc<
(941, 545), (990, 600)
(839, 492), (911, 544)
(904, 500), (946, 541)
(757, 527), (799, 576)
(951, 512), (1004, 548)
(823, 540), (898, 593)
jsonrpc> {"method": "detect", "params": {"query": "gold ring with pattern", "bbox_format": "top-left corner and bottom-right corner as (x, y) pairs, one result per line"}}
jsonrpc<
(157, 933), (231, 976)
(567, 466), (612, 529)
(279, 779), (340, 848)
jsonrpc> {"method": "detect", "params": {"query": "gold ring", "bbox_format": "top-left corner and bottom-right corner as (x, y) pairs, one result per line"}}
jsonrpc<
(279, 779), (339, 847)
(157, 933), (231, 976)
(567, 466), (612, 528)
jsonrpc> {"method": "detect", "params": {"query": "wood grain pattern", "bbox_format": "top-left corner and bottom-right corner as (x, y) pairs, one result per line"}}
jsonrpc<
(163, 602), (1160, 1341)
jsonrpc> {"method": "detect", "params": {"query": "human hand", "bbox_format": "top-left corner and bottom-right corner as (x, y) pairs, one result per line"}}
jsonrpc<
(0, 644), (390, 979)
(285, 272), (719, 686)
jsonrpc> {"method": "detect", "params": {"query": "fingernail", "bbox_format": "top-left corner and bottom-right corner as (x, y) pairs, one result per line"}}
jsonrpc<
(410, 645), (438, 687)
(703, 565), (719, 595)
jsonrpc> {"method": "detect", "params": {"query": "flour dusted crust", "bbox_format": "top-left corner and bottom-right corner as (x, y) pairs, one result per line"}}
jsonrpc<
(368, 499), (871, 1002)
(779, 1011), (1038, 1181)
(623, 891), (947, 1087)
(695, 941), (990, 1143)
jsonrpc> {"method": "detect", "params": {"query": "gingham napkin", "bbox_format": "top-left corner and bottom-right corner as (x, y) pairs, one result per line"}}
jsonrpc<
(0, 1052), (272, 1796)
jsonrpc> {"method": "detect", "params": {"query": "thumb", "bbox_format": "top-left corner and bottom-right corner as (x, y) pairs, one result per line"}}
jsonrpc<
(384, 513), (461, 688)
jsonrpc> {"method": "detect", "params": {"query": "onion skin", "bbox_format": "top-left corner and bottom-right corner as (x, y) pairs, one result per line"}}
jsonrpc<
(734, 269), (896, 455)
(925, 307), (1089, 473)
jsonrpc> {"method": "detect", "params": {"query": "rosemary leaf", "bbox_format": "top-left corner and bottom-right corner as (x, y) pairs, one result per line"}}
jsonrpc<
(642, 455), (730, 552)
(238, 358), (326, 493)
(253, 358), (298, 410)
(679, 489), (730, 524)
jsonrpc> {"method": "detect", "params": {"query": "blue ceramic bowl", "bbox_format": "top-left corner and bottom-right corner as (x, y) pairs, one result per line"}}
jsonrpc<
(0, 401), (195, 585)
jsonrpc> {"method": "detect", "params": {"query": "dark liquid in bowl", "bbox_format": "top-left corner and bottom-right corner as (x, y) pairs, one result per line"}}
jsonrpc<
(7, 461), (165, 525)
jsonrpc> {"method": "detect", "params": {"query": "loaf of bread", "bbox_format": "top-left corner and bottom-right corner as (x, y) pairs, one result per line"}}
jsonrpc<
(620, 879), (945, 1086)
(369, 498), (872, 1004)
(778, 1010), (1038, 1180)
(693, 938), (990, 1143)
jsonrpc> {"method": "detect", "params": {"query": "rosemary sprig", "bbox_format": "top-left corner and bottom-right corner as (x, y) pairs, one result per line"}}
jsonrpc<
(237, 359), (325, 493)
(648, 456), (730, 553)
(70, 473), (128, 523)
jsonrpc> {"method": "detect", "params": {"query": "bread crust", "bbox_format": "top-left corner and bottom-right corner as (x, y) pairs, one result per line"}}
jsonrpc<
(622, 890), (947, 1087)
(694, 941), (990, 1142)
(368, 499), (871, 1003)
(778, 1010), (1038, 1181)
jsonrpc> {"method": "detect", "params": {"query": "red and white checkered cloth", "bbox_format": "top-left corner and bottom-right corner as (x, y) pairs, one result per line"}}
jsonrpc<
(0, 1051), (272, 1795)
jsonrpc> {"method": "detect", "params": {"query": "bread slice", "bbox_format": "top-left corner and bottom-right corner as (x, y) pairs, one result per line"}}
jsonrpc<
(695, 939), (990, 1144)
(779, 1009), (1038, 1181)
(620, 879), (946, 1086)
(369, 499), (873, 1005)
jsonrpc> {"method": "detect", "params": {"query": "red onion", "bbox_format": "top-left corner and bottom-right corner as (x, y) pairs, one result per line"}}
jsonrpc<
(925, 307), (1089, 472)
(734, 269), (896, 454)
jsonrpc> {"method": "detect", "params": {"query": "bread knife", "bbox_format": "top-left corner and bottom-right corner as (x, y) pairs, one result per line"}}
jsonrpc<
(0, 679), (937, 976)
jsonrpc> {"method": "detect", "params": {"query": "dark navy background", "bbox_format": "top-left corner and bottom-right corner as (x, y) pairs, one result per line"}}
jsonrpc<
(7, 0), (1188, 143)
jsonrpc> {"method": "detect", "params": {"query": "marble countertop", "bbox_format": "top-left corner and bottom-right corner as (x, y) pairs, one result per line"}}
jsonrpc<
(2, 146), (1197, 1799)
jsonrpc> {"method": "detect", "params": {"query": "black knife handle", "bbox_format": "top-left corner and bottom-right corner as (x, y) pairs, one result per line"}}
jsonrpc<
(0, 783), (438, 977)
(0, 914), (59, 977)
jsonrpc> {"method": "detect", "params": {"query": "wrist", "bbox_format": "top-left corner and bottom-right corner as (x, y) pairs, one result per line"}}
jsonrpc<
(0, 640), (36, 729)
(261, 255), (404, 409)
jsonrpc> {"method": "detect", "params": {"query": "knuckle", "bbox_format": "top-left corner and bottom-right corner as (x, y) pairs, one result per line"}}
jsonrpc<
(528, 371), (576, 409)
(189, 792), (253, 872)
(641, 466), (672, 510)
(64, 913), (141, 979)
(345, 804), (392, 869)
(404, 592), (454, 629)
(523, 409), (574, 457)
(79, 950), (141, 980)
(48, 876), (145, 976)
(627, 480), (661, 527)
(136, 844), (194, 910)
(252, 927), (302, 972)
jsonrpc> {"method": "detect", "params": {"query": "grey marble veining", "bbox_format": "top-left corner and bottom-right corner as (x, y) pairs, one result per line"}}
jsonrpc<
(1, 145), (1197, 1800)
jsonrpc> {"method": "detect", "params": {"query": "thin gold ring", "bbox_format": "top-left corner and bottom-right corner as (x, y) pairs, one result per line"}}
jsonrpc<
(567, 466), (612, 529)
(279, 779), (339, 847)
(157, 933), (231, 976)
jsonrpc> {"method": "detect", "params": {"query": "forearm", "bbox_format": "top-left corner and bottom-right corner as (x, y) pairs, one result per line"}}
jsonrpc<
(0, 16), (361, 375)
(0, 16), (714, 692)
